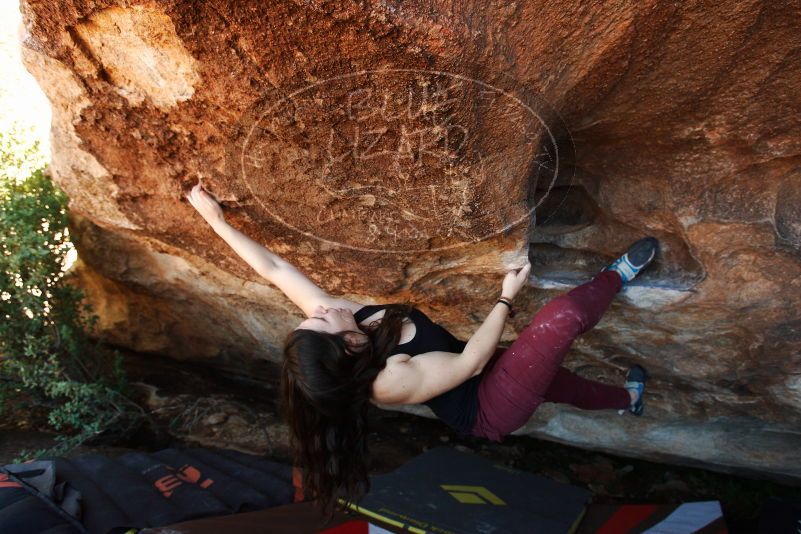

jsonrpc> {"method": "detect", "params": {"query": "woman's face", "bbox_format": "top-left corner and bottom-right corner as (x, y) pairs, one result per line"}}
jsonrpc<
(295, 304), (362, 335)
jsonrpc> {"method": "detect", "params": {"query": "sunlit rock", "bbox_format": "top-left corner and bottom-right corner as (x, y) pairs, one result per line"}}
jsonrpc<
(20, 0), (801, 482)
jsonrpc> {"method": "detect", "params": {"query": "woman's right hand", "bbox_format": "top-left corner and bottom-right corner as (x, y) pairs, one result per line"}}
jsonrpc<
(501, 262), (531, 300)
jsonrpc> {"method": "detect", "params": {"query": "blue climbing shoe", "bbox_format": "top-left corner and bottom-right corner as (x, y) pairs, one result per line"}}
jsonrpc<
(602, 236), (659, 284)
(620, 364), (648, 416)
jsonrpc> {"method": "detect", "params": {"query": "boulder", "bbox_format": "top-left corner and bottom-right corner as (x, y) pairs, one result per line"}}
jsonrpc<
(18, 0), (801, 481)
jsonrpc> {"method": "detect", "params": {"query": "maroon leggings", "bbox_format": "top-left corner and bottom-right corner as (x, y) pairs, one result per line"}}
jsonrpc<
(471, 270), (630, 442)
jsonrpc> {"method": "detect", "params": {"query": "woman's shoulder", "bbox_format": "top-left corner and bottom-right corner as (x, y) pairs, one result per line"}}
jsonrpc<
(355, 302), (418, 321)
(353, 303), (385, 323)
(320, 299), (390, 321)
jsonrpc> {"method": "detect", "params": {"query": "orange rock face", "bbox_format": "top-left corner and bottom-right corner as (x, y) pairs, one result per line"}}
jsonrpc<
(19, 0), (801, 479)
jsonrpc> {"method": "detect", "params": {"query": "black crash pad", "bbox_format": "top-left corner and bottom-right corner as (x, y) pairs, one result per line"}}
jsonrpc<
(1, 448), (296, 534)
(345, 446), (591, 534)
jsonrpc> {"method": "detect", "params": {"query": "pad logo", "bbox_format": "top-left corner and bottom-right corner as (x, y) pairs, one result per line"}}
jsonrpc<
(0, 473), (22, 489)
(154, 464), (214, 498)
(440, 484), (506, 505)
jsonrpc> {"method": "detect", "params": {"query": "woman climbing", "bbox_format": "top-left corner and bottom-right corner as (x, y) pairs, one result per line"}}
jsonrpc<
(186, 180), (658, 515)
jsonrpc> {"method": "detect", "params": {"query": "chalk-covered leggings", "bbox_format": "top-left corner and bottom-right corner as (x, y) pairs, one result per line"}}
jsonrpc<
(471, 270), (630, 442)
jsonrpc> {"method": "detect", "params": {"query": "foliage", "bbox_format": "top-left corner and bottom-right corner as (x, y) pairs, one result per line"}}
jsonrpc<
(0, 127), (143, 461)
(0, 122), (48, 185)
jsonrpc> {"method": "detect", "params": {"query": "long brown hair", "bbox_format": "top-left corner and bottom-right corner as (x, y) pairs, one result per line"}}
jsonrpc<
(280, 303), (413, 518)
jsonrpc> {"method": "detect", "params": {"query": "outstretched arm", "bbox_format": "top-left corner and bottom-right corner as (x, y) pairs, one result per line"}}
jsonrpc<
(185, 182), (344, 318)
(210, 221), (335, 318)
(373, 264), (531, 405)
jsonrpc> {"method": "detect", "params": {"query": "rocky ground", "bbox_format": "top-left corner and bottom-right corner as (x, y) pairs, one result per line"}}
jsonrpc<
(3, 349), (801, 533)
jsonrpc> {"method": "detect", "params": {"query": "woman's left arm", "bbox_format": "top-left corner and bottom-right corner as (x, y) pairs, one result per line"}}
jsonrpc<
(186, 182), (347, 318)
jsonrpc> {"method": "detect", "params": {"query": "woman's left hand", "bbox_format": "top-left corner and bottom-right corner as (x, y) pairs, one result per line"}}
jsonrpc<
(501, 262), (531, 300)
(186, 181), (225, 227)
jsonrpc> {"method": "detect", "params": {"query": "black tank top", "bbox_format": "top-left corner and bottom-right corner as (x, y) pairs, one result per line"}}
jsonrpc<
(354, 304), (480, 435)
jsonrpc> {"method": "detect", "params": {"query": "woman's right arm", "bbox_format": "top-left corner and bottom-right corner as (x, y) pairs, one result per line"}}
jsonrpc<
(185, 181), (355, 318)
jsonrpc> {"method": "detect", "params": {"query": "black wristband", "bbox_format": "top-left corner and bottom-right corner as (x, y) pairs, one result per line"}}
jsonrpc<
(496, 299), (515, 317)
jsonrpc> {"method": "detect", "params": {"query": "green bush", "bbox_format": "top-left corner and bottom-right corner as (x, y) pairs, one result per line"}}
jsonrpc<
(0, 127), (143, 461)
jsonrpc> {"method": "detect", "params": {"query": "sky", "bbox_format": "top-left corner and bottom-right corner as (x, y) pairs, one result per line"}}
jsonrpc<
(0, 2), (76, 271)
(0, 0), (51, 157)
